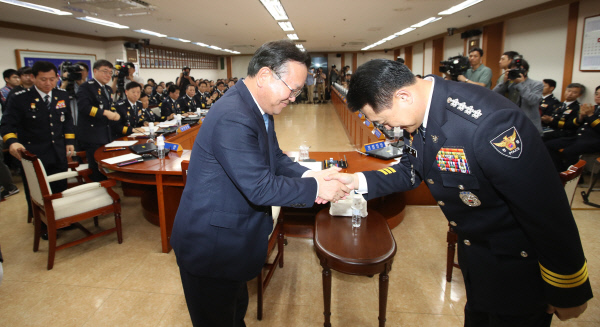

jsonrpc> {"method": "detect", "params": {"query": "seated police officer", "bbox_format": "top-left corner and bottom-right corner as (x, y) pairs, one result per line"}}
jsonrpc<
(540, 79), (562, 121)
(158, 85), (180, 121)
(193, 81), (212, 109)
(77, 59), (120, 182)
(545, 85), (600, 171)
(541, 83), (585, 141)
(139, 93), (158, 126)
(143, 83), (156, 105)
(153, 84), (165, 105)
(112, 81), (145, 139)
(176, 84), (197, 116)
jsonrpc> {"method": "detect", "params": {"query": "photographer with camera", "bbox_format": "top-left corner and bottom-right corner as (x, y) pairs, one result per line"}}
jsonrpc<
(329, 65), (339, 86)
(496, 51), (519, 90)
(457, 47), (492, 89)
(58, 62), (88, 126)
(77, 59), (121, 181)
(493, 57), (543, 134)
(176, 66), (195, 96)
(110, 62), (143, 101)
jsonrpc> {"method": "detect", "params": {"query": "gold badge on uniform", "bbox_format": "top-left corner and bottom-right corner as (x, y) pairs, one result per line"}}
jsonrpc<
(459, 191), (481, 207)
(431, 135), (439, 143)
(35, 98), (39, 102)
(98, 89), (102, 95)
(30, 103), (36, 109)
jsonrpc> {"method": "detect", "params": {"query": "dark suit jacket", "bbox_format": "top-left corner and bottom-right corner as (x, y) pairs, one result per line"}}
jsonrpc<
(362, 75), (592, 315)
(171, 80), (317, 282)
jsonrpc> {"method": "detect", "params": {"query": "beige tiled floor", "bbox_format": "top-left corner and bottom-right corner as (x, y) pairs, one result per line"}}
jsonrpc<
(0, 102), (599, 326)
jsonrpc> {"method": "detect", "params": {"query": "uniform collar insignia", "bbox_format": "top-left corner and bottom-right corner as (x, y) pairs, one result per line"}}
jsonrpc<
(431, 135), (439, 143)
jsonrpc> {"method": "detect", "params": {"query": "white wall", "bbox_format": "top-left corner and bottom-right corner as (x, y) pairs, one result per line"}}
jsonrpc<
(232, 55), (252, 79)
(0, 27), (107, 74)
(357, 51), (394, 67)
(327, 53), (342, 70)
(445, 34), (464, 58)
(572, 0), (600, 105)
(423, 40), (433, 75)
(411, 43), (424, 76)
(344, 53), (353, 72)
(504, 5), (569, 99)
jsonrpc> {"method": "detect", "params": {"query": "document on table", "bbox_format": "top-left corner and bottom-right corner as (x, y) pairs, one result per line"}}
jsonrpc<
(158, 119), (177, 127)
(105, 140), (138, 147)
(101, 153), (142, 164)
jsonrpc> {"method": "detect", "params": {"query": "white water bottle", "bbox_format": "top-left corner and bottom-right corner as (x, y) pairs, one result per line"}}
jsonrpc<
(148, 122), (155, 139)
(157, 135), (165, 159)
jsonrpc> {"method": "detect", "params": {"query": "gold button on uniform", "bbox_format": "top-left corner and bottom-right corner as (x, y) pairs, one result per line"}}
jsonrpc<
(438, 201), (445, 206)
(458, 185), (465, 190)
(428, 179), (434, 184)
(521, 251), (528, 258)
(450, 221), (457, 226)
(464, 240), (471, 246)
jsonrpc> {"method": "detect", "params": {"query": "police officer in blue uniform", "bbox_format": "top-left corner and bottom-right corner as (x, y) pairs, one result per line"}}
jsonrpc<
(541, 83), (585, 140)
(176, 84), (199, 115)
(539, 79), (561, 121)
(545, 85), (600, 171)
(158, 84), (180, 121)
(1, 61), (75, 193)
(329, 60), (592, 326)
(112, 81), (145, 138)
(139, 93), (158, 125)
(77, 59), (121, 182)
(193, 81), (212, 110)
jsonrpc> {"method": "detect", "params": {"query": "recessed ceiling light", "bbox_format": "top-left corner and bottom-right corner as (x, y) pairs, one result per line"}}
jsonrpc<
(134, 29), (167, 37)
(278, 21), (294, 31)
(209, 45), (222, 50)
(193, 42), (209, 47)
(0, 0), (72, 15)
(259, 0), (288, 20)
(287, 34), (299, 40)
(296, 44), (304, 49)
(439, 0), (484, 15)
(394, 27), (416, 36)
(76, 16), (128, 29)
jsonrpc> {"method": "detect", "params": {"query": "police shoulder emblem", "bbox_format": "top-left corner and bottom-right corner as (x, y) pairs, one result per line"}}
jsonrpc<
(490, 126), (522, 159)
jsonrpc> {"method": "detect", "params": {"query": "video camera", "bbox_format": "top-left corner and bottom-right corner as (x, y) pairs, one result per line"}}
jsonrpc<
(439, 55), (469, 81)
(507, 55), (526, 80)
(59, 61), (84, 82)
(114, 60), (131, 80)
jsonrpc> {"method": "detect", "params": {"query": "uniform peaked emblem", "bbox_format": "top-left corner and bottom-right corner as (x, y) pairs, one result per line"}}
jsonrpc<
(490, 127), (522, 159)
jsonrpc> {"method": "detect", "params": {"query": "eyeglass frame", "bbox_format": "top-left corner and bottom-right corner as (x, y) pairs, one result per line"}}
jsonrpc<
(272, 70), (303, 99)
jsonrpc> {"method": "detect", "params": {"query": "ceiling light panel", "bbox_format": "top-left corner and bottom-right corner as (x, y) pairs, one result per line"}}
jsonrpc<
(0, 0), (72, 15)
(278, 21), (294, 31)
(439, 0), (484, 15)
(259, 0), (288, 20)
(411, 17), (442, 28)
(287, 34), (299, 40)
(134, 29), (167, 37)
(76, 16), (129, 29)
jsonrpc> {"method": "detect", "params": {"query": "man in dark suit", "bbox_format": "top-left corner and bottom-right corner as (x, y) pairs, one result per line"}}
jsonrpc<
(176, 84), (198, 116)
(170, 40), (350, 327)
(540, 79), (561, 120)
(76, 59), (121, 181)
(328, 59), (592, 326)
(158, 85), (179, 121)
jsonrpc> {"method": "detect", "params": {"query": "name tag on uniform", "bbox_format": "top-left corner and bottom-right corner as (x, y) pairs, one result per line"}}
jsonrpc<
(405, 145), (417, 157)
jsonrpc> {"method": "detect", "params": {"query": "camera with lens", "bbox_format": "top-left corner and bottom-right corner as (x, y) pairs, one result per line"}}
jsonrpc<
(59, 61), (83, 82)
(439, 55), (469, 81)
(182, 66), (190, 76)
(507, 55), (527, 80)
(114, 60), (130, 80)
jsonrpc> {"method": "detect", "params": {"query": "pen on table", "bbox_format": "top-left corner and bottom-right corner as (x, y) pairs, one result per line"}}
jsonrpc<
(117, 159), (143, 167)
(104, 147), (127, 152)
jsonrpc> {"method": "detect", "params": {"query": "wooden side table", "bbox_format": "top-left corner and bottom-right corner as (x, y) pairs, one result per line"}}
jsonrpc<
(314, 208), (397, 327)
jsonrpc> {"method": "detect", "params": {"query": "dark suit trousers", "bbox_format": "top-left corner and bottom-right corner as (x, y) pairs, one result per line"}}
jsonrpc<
(464, 303), (552, 327)
(179, 267), (248, 327)
(80, 143), (107, 182)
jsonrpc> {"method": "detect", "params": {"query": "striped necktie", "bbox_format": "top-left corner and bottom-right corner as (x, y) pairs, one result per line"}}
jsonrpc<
(263, 113), (269, 132)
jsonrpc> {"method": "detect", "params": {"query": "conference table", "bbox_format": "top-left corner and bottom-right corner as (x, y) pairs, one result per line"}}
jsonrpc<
(95, 122), (435, 253)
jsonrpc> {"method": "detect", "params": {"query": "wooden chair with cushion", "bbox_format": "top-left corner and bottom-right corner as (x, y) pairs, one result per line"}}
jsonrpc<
(445, 159), (586, 282)
(19, 148), (122, 270)
(181, 160), (189, 185)
(66, 151), (91, 188)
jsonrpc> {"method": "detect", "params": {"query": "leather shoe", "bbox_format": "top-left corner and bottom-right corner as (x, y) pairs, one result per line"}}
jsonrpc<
(41, 232), (48, 240)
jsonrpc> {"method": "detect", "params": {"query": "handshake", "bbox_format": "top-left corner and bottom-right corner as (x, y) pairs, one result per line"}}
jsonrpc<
(305, 167), (360, 204)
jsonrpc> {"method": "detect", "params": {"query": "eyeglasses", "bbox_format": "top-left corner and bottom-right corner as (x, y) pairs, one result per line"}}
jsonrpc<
(97, 69), (113, 75)
(273, 71), (303, 99)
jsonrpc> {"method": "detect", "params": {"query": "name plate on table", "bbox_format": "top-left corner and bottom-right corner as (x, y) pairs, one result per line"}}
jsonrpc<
(164, 142), (183, 152)
(358, 112), (365, 120)
(177, 124), (191, 133)
(364, 119), (372, 127)
(372, 129), (386, 139)
(364, 141), (386, 152)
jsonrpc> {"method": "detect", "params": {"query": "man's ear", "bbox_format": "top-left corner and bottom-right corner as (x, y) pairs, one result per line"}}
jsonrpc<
(395, 89), (413, 105)
(256, 67), (272, 88)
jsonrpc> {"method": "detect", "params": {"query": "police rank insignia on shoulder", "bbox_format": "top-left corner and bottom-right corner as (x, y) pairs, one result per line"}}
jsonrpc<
(447, 97), (482, 119)
(490, 126), (522, 159)
(436, 147), (470, 173)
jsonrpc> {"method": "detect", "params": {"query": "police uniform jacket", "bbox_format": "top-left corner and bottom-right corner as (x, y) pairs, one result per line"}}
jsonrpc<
(176, 96), (197, 114)
(193, 92), (209, 109)
(545, 101), (580, 139)
(159, 97), (179, 121)
(540, 94), (561, 118)
(362, 75), (592, 315)
(141, 107), (158, 124)
(76, 79), (115, 145)
(113, 99), (144, 138)
(1, 87), (75, 166)
(574, 105), (600, 144)
(151, 93), (163, 106)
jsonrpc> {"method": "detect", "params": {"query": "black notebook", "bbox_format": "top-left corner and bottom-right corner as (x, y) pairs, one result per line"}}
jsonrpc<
(129, 143), (157, 154)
